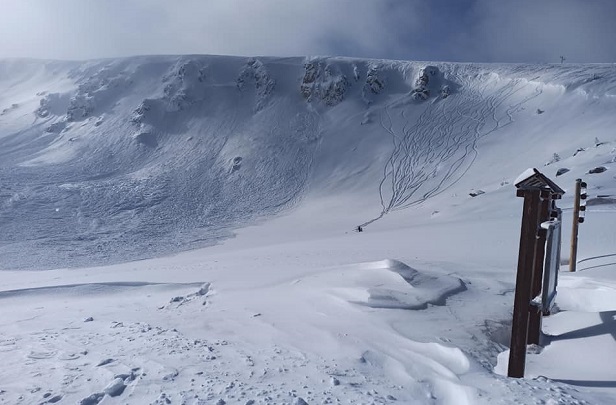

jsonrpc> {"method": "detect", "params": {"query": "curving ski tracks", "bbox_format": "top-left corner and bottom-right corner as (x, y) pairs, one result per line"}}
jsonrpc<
(363, 72), (543, 227)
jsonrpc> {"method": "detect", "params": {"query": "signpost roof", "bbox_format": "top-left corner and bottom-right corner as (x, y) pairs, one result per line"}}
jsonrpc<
(514, 168), (565, 196)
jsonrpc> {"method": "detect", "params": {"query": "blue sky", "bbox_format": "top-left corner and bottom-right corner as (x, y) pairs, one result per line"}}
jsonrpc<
(0, 0), (614, 63)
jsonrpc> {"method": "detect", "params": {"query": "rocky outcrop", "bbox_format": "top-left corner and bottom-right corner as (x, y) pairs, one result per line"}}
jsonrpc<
(236, 58), (275, 111)
(300, 61), (349, 106)
(66, 94), (95, 121)
(131, 98), (157, 124)
(361, 65), (385, 104)
(162, 59), (209, 112)
(410, 65), (451, 101)
(411, 66), (435, 101)
(66, 66), (131, 121)
(35, 92), (72, 119)
(364, 66), (385, 94)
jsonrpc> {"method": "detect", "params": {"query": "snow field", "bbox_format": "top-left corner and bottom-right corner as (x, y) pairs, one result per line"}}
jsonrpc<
(1, 55), (616, 404)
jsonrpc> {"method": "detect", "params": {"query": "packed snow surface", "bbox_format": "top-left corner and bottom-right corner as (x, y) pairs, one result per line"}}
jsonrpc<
(1, 55), (616, 404)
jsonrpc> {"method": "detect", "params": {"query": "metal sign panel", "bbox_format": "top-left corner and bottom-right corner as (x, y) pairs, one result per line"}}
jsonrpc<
(541, 218), (561, 313)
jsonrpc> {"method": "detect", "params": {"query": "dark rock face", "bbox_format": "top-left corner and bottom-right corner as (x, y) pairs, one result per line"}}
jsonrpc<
(589, 166), (607, 174)
(411, 65), (453, 102)
(301, 61), (349, 106)
(556, 168), (570, 176)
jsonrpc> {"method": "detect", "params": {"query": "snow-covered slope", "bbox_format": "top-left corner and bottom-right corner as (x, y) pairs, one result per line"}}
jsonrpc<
(1, 56), (616, 404)
(1, 56), (615, 269)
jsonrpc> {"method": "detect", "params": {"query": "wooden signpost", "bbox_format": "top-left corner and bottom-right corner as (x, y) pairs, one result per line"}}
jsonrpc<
(508, 169), (564, 378)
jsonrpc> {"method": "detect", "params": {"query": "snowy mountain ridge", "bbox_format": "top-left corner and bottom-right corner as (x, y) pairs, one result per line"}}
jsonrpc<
(1, 55), (615, 271)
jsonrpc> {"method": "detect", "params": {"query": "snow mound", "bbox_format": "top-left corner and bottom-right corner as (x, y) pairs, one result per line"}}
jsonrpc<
(556, 273), (616, 313)
(350, 259), (466, 309)
(301, 259), (466, 310)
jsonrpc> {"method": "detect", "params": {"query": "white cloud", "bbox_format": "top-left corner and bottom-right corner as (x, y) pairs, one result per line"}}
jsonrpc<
(463, 0), (616, 63)
(0, 0), (613, 62)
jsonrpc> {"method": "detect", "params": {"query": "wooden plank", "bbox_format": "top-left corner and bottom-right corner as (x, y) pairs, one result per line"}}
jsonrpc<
(508, 189), (541, 378)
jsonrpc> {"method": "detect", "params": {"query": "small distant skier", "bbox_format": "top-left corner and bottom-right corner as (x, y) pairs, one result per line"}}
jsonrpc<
(356, 225), (363, 232)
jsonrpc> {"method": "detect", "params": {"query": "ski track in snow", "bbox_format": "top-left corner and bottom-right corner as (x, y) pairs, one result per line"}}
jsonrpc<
(365, 72), (543, 227)
(1, 57), (614, 268)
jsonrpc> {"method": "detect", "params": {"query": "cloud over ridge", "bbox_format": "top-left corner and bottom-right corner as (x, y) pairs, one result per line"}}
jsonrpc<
(0, 0), (614, 62)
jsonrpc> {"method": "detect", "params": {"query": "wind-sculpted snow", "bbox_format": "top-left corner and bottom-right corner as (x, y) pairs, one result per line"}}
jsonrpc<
(318, 259), (467, 310)
(1, 55), (616, 269)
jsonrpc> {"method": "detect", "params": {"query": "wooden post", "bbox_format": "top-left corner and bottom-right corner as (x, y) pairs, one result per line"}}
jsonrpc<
(569, 179), (582, 272)
(511, 169), (566, 377)
(508, 189), (541, 378)
(528, 191), (550, 345)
